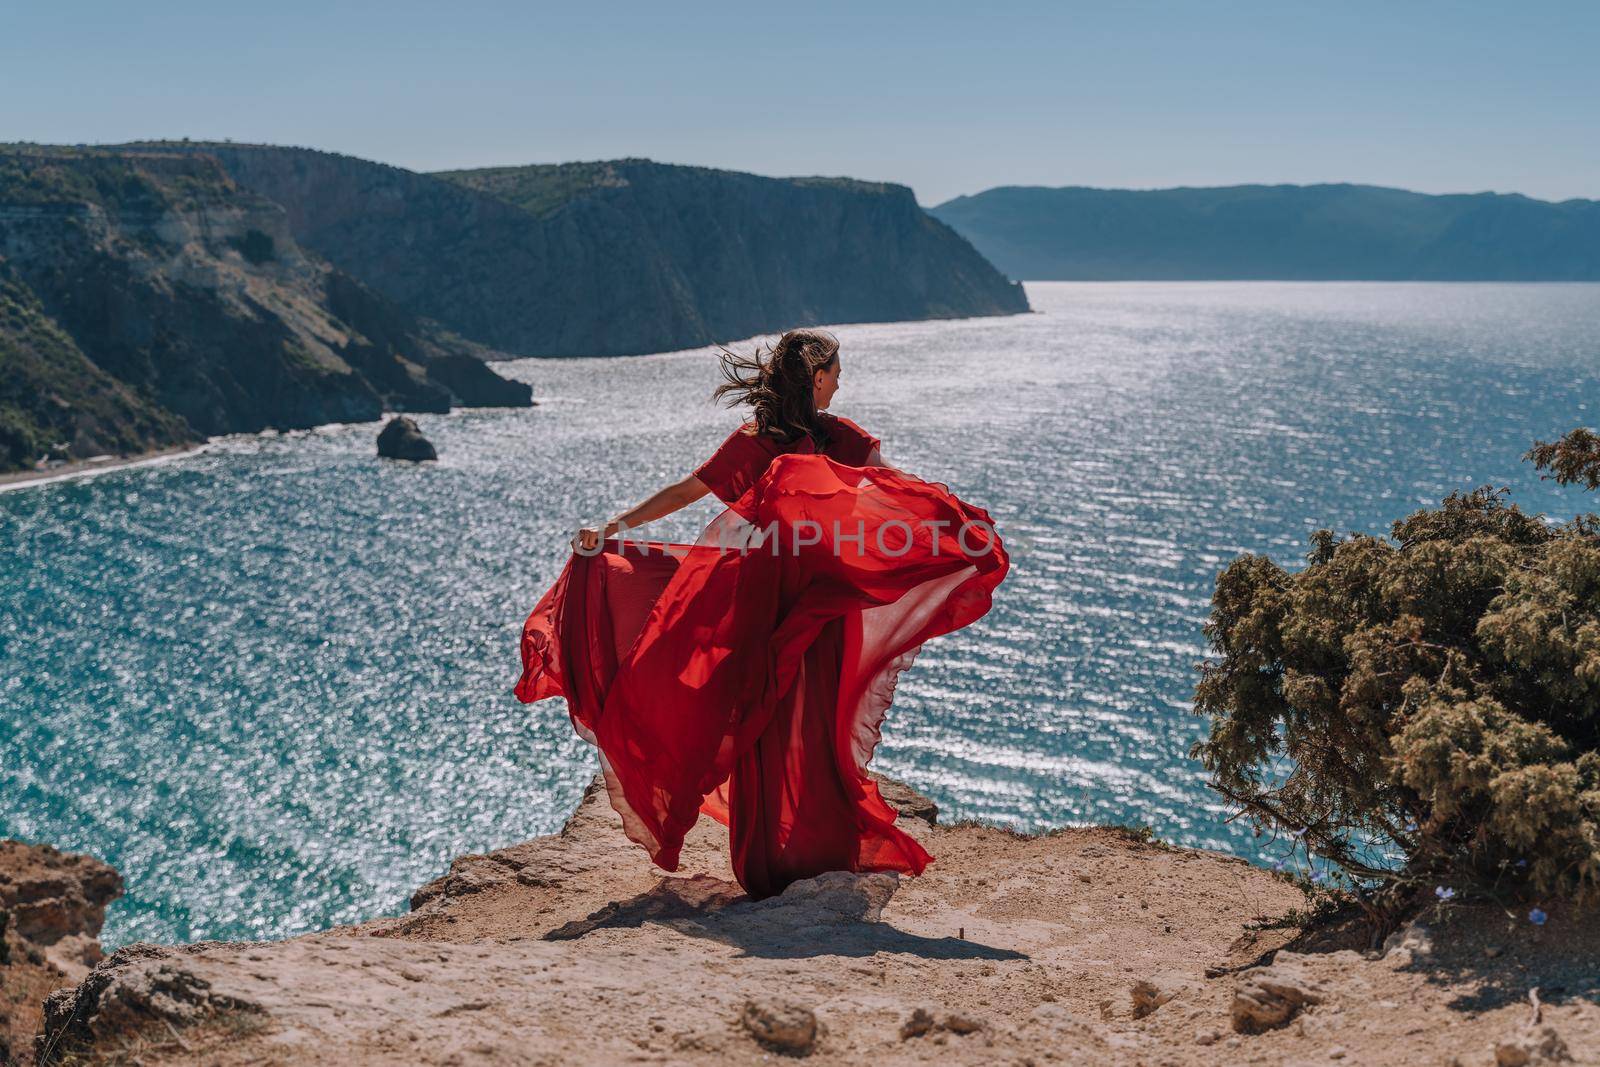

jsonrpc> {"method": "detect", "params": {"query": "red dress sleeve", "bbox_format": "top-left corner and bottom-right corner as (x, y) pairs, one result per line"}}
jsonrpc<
(692, 424), (770, 505)
(822, 415), (881, 467)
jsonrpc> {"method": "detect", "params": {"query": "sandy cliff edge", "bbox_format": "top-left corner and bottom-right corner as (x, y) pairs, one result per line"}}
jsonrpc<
(0, 840), (122, 1065)
(19, 774), (1600, 1066)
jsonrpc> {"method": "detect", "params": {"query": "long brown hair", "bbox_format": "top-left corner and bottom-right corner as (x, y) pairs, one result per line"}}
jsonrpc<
(711, 329), (839, 448)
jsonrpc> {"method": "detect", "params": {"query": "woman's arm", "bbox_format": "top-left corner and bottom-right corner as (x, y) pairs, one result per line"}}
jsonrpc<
(571, 475), (712, 552)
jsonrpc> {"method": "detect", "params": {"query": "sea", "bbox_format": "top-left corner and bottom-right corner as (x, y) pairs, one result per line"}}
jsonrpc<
(2, 282), (1597, 948)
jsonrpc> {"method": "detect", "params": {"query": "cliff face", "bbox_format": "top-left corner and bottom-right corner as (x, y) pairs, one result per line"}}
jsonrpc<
(0, 148), (531, 473)
(132, 144), (1028, 357)
(30, 775), (1600, 1066)
(436, 159), (1032, 354)
(0, 270), (193, 471)
(931, 183), (1600, 280)
(0, 840), (122, 1065)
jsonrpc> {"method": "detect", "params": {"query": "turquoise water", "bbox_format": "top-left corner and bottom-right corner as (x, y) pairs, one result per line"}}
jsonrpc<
(3, 282), (1597, 947)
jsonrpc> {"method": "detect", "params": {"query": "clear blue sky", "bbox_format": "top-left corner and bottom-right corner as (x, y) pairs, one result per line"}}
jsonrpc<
(3, 1), (1596, 205)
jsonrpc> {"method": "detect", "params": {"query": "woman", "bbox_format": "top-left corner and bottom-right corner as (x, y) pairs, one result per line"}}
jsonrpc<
(514, 328), (1008, 899)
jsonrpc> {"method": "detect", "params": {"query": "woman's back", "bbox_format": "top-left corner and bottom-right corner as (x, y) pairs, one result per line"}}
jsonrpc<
(693, 412), (881, 507)
(517, 326), (1006, 900)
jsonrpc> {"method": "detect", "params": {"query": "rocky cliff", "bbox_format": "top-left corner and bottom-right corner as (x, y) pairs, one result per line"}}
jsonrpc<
(0, 147), (531, 474)
(27, 776), (1600, 1066)
(931, 182), (1600, 280)
(0, 840), (121, 1065)
(127, 144), (1029, 357)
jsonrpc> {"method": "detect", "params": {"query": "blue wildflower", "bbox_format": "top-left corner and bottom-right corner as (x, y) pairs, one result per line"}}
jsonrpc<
(1529, 908), (1547, 926)
(1516, 858), (1528, 869)
(1435, 886), (1455, 901)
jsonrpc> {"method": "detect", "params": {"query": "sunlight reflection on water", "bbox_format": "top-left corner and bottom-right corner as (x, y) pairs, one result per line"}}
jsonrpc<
(2, 282), (1596, 945)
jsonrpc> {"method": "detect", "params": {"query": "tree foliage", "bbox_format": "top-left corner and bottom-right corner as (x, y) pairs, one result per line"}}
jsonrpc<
(1527, 428), (1600, 491)
(1193, 429), (1600, 906)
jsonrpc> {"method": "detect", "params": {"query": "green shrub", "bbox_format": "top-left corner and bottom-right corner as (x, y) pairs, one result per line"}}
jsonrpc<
(1192, 430), (1600, 909)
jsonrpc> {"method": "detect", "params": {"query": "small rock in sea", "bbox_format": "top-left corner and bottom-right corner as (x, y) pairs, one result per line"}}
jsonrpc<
(376, 415), (437, 462)
(900, 1007), (937, 1040)
(1494, 1026), (1572, 1066)
(1230, 955), (1326, 1034)
(741, 999), (819, 1055)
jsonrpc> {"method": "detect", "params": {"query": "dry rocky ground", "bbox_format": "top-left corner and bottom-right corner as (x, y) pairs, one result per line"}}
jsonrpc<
(5, 776), (1598, 1066)
(0, 841), (122, 1064)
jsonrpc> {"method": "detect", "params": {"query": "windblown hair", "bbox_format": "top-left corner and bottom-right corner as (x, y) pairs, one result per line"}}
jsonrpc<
(711, 329), (839, 448)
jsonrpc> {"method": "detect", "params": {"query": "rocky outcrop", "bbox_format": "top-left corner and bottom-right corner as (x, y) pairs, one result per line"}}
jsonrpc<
(37, 947), (265, 1064)
(0, 840), (122, 1065)
(870, 769), (939, 825)
(32, 771), (1600, 1065)
(741, 999), (821, 1055)
(0, 146), (531, 474)
(125, 144), (1029, 357)
(1229, 954), (1326, 1033)
(375, 415), (436, 461)
(0, 842), (120, 961)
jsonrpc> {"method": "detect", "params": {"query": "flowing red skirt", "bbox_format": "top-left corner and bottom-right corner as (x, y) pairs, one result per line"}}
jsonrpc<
(513, 452), (1008, 899)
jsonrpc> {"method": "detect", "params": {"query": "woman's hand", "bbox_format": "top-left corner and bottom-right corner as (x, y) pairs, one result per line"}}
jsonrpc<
(570, 476), (711, 555)
(571, 520), (620, 553)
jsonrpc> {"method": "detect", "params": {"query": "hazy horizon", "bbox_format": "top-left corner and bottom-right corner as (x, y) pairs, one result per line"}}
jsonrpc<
(4, 1), (1596, 207)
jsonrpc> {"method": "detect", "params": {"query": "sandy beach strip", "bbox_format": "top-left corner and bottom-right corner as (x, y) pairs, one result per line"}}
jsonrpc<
(0, 444), (211, 494)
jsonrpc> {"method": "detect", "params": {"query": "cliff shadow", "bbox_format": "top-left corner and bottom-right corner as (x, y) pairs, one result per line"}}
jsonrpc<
(542, 872), (1027, 962)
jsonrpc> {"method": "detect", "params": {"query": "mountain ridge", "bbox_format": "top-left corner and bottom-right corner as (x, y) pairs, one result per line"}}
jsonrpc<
(122, 142), (1029, 358)
(930, 181), (1600, 281)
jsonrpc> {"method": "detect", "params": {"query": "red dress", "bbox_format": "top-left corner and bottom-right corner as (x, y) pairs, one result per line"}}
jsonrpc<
(513, 412), (1009, 898)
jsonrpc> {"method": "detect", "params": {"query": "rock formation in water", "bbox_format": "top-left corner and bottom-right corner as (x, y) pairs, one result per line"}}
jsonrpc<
(931, 182), (1600, 280)
(0, 840), (121, 1065)
(375, 415), (436, 462)
(125, 143), (1030, 357)
(30, 776), (1600, 1065)
(0, 146), (532, 474)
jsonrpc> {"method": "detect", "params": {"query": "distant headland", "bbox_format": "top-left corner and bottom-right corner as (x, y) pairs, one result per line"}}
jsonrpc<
(931, 182), (1600, 281)
(148, 144), (1030, 358)
(0, 142), (1028, 476)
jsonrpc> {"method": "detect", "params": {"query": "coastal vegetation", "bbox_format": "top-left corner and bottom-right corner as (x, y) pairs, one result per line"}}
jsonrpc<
(1194, 428), (1600, 918)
